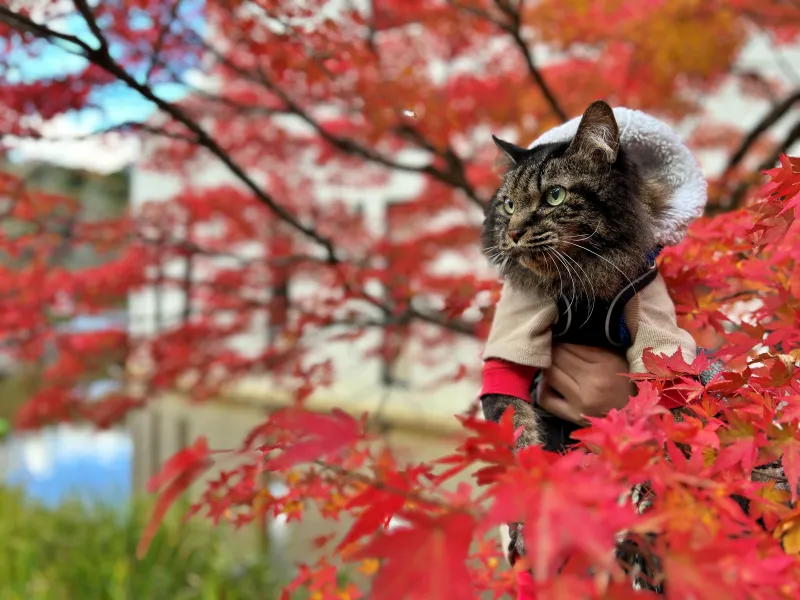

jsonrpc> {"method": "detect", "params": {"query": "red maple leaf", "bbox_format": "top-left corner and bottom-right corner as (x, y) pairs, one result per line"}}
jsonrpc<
(763, 154), (800, 211)
(713, 436), (762, 476)
(137, 436), (213, 559)
(485, 449), (632, 582)
(335, 471), (410, 552)
(781, 437), (800, 503)
(265, 408), (364, 470)
(355, 511), (478, 600)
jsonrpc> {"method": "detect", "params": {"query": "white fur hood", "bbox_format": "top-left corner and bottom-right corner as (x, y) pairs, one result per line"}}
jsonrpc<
(529, 107), (707, 247)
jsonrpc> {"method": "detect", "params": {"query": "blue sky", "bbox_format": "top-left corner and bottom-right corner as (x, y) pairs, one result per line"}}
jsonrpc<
(14, 16), (185, 125)
(6, 2), (204, 169)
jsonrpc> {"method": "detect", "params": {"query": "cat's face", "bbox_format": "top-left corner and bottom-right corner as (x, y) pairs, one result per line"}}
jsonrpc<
(482, 101), (663, 300)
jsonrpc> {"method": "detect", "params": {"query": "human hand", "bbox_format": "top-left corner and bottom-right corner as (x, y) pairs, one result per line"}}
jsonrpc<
(536, 344), (635, 426)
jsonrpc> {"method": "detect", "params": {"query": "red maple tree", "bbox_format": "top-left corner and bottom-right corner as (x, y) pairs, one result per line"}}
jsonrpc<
(1, 1), (800, 598)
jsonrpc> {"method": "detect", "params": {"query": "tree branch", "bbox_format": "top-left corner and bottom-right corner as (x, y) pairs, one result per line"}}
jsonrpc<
(726, 117), (800, 210)
(450, 0), (567, 122)
(189, 32), (486, 207)
(8, 6), (344, 263)
(491, 0), (567, 122)
(0, 5), (91, 52)
(2, 5), (479, 339)
(731, 68), (780, 105)
(56, 7), (340, 261)
(723, 88), (800, 174)
(145, 0), (185, 82)
(3, 120), (198, 144)
(71, 0), (108, 50)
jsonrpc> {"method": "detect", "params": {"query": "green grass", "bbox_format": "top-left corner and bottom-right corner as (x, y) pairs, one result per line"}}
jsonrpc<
(0, 486), (281, 600)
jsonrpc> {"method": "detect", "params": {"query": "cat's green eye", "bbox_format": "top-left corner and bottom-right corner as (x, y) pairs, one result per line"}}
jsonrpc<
(546, 186), (566, 206)
(502, 196), (514, 214)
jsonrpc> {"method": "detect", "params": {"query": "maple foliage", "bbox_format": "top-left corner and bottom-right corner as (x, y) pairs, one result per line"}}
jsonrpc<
(2, 0), (800, 598)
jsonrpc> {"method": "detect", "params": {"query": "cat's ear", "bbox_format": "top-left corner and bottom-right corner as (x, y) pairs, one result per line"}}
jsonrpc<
(492, 135), (530, 170)
(568, 100), (620, 164)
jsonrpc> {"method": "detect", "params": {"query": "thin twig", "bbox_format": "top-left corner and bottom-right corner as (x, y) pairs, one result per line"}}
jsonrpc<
(723, 88), (800, 174)
(726, 117), (800, 210)
(71, 0), (108, 50)
(491, 0), (567, 122)
(145, 0), (185, 82)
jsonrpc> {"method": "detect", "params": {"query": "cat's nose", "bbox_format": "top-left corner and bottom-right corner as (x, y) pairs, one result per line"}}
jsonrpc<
(508, 229), (524, 243)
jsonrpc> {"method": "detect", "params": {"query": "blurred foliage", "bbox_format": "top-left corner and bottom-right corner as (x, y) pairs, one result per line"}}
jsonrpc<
(0, 160), (129, 272)
(0, 486), (282, 600)
(0, 366), (42, 425)
(1, 160), (129, 220)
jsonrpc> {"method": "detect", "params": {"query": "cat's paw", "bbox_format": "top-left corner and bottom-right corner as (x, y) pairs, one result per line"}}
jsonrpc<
(508, 522), (527, 560)
(510, 397), (541, 453)
(514, 425), (541, 453)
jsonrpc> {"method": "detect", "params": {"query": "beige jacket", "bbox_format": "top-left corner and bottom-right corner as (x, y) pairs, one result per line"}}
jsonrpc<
(488, 273), (696, 565)
(482, 273), (696, 373)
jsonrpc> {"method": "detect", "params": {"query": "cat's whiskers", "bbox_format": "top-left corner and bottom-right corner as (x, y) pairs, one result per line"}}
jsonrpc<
(561, 241), (635, 291)
(554, 249), (582, 308)
(559, 250), (597, 325)
(541, 249), (554, 274)
(562, 222), (601, 243)
(551, 249), (578, 312)
(544, 246), (564, 308)
(541, 250), (561, 298)
(486, 251), (503, 264)
(542, 247), (565, 307)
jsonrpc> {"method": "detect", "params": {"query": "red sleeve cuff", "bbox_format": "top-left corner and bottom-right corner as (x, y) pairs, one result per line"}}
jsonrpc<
(481, 359), (687, 409)
(481, 359), (539, 402)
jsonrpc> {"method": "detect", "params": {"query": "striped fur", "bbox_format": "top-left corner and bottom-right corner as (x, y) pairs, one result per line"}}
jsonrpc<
(482, 101), (669, 301)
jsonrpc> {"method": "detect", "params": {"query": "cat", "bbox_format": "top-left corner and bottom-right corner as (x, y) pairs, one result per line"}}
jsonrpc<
(479, 100), (686, 581)
(482, 100), (670, 303)
(480, 100), (674, 452)
(478, 101), (789, 591)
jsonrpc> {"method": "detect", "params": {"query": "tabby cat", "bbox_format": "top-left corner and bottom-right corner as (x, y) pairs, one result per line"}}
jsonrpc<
(479, 100), (787, 592)
(480, 101), (678, 588)
(480, 100), (672, 453)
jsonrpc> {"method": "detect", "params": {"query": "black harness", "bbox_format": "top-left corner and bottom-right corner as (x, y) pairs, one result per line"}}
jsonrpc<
(535, 247), (662, 454)
(551, 252), (661, 353)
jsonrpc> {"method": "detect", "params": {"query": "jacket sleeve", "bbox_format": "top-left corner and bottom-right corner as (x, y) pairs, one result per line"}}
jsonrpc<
(482, 280), (558, 368)
(625, 272), (697, 374)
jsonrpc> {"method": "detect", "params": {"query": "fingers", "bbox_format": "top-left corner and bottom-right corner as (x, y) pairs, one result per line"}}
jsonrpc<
(542, 363), (579, 401)
(554, 343), (607, 364)
(536, 384), (588, 426)
(550, 344), (585, 373)
(542, 345), (634, 423)
(558, 343), (627, 369)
